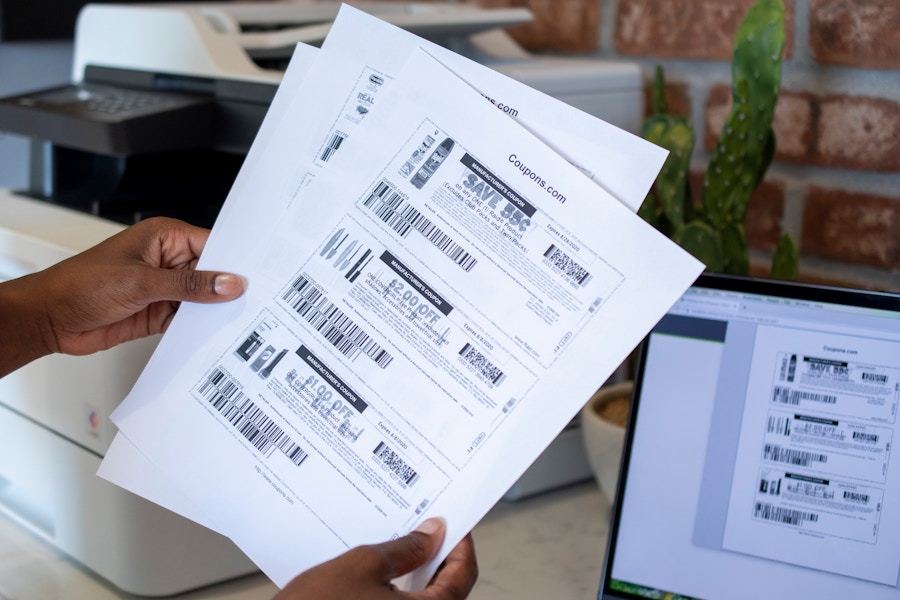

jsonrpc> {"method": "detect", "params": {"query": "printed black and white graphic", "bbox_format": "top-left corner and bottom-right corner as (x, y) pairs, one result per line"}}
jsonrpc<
(764, 410), (891, 483)
(459, 342), (506, 387)
(235, 331), (265, 362)
(754, 501), (819, 526)
(199, 367), (309, 466)
(762, 443), (828, 468)
(410, 137), (454, 189)
(724, 326), (900, 586)
(319, 227), (367, 277)
(363, 179), (477, 272)
(320, 131), (347, 163)
(751, 468), (881, 544)
(282, 273), (393, 368)
(399, 134), (435, 177)
(771, 352), (900, 424)
(251, 346), (277, 373)
(373, 441), (419, 488)
(259, 349), (288, 379)
(543, 244), (593, 287)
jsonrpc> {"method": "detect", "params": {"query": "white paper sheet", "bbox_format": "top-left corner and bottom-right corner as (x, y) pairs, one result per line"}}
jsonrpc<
(109, 5), (667, 442)
(313, 6), (665, 213)
(100, 433), (220, 530)
(96, 40), (320, 527)
(101, 4), (668, 530)
(721, 326), (900, 585)
(101, 38), (702, 591)
(109, 4), (666, 439)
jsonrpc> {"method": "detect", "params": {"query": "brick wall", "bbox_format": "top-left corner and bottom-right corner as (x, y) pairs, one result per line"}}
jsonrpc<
(475, 0), (899, 292)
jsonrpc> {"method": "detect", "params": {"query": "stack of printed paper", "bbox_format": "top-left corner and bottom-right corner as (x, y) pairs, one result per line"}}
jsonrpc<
(98, 4), (703, 591)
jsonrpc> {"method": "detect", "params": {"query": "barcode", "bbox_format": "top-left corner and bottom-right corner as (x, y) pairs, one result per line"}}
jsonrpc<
(543, 244), (592, 287)
(320, 131), (346, 162)
(862, 372), (888, 384)
(363, 180), (477, 272)
(415, 498), (429, 515)
(199, 367), (308, 466)
(772, 386), (837, 405)
(852, 431), (879, 443)
(283, 274), (393, 368)
(459, 342), (506, 386)
(766, 414), (791, 436)
(843, 491), (870, 504)
(755, 502), (819, 525)
(763, 443), (827, 467)
(373, 441), (419, 487)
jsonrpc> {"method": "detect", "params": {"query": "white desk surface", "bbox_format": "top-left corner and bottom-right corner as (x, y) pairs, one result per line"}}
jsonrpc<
(0, 481), (611, 600)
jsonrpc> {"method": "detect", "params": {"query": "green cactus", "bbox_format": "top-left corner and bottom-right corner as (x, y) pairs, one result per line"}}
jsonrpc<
(771, 233), (799, 280)
(639, 66), (695, 233)
(674, 221), (723, 273)
(638, 0), (797, 280)
(703, 0), (784, 230)
(639, 118), (693, 231)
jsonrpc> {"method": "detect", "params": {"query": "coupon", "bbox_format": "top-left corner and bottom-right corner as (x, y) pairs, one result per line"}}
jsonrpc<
(754, 468), (883, 545)
(764, 410), (892, 484)
(197, 308), (452, 541)
(772, 352), (900, 424)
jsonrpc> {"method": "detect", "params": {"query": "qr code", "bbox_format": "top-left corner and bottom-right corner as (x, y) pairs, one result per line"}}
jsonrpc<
(373, 441), (419, 487)
(543, 244), (592, 287)
(459, 343), (505, 386)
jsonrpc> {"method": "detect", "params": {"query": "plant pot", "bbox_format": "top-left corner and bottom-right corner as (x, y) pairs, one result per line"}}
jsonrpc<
(580, 381), (633, 501)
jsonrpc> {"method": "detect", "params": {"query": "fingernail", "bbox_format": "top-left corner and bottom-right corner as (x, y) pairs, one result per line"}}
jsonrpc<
(414, 517), (443, 536)
(214, 274), (243, 296)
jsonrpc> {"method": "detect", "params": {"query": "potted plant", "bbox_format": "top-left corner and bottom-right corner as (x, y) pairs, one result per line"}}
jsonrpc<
(582, 0), (796, 497)
(580, 380), (633, 501)
(638, 0), (796, 279)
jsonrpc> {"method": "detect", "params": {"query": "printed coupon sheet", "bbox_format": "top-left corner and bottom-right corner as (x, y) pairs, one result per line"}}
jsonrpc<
(99, 6), (702, 591)
(207, 4), (666, 261)
(722, 324), (900, 585)
(99, 4), (667, 532)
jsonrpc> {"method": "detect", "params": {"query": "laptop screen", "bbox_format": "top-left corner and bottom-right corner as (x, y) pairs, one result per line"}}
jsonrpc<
(599, 273), (900, 600)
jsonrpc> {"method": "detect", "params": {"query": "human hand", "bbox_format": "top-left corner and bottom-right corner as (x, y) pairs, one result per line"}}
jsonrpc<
(0, 217), (244, 376)
(273, 518), (477, 600)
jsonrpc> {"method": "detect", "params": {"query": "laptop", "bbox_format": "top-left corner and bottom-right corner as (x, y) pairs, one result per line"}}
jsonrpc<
(598, 273), (900, 600)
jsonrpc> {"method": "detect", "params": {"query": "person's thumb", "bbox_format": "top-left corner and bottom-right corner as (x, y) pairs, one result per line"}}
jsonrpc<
(377, 517), (445, 582)
(208, 272), (245, 300)
(156, 268), (245, 303)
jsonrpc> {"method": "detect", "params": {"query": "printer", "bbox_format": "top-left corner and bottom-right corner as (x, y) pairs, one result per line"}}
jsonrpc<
(0, 2), (644, 595)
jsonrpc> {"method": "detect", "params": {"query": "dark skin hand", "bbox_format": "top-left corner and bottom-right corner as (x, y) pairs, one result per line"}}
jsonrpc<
(275, 518), (478, 600)
(0, 216), (244, 377)
(0, 217), (479, 599)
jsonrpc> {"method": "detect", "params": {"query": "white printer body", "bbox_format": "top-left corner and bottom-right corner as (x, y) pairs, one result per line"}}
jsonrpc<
(69, 2), (642, 134)
(0, 2), (643, 595)
(0, 193), (258, 597)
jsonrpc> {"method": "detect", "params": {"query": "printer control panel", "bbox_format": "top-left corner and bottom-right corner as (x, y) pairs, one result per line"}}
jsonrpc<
(16, 85), (191, 121)
(0, 83), (215, 156)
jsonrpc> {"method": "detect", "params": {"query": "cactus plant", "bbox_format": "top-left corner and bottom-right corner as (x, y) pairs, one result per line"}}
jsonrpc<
(639, 0), (798, 279)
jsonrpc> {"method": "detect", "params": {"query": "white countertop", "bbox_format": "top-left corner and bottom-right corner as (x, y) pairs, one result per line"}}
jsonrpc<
(0, 481), (611, 600)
